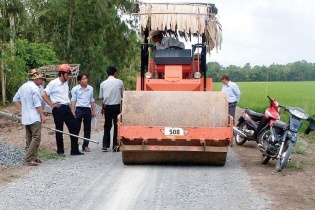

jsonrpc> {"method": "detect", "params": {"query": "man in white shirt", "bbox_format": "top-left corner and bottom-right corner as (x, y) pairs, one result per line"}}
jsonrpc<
(220, 73), (241, 124)
(42, 64), (83, 156)
(13, 69), (47, 166)
(99, 66), (124, 152)
(71, 73), (96, 152)
(148, 30), (185, 50)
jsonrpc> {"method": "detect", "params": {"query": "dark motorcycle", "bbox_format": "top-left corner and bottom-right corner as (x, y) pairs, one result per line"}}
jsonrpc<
(258, 106), (315, 172)
(233, 96), (280, 145)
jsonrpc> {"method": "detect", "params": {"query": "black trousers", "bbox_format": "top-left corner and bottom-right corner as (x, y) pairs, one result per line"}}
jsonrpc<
(52, 105), (79, 154)
(103, 104), (121, 149)
(75, 107), (92, 148)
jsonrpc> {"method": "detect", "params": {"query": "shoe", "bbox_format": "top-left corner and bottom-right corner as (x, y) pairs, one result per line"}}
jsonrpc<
(57, 153), (65, 157)
(25, 160), (38, 166)
(34, 159), (43, 163)
(70, 151), (84, 156)
(82, 147), (91, 152)
(112, 146), (120, 152)
(102, 147), (108, 152)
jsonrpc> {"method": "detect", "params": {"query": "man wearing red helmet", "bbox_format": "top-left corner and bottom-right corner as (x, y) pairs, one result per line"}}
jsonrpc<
(42, 64), (84, 156)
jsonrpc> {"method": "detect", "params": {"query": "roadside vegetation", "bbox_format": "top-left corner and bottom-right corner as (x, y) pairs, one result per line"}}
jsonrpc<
(213, 81), (315, 137)
(207, 61), (315, 82)
(0, 0), (140, 106)
(213, 81), (315, 113)
(1, 1), (315, 109)
(214, 81), (315, 170)
(1, 0), (314, 154)
(38, 151), (64, 160)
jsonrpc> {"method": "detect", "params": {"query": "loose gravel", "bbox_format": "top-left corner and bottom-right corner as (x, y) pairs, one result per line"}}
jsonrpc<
(0, 132), (270, 210)
(0, 141), (25, 167)
(0, 104), (104, 168)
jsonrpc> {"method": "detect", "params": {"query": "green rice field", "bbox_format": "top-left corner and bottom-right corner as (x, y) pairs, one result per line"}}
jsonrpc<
(213, 81), (315, 135)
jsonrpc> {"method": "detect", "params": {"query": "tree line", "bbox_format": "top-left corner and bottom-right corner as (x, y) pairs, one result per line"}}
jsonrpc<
(0, 0), (140, 106)
(1, 1), (314, 107)
(207, 61), (315, 82)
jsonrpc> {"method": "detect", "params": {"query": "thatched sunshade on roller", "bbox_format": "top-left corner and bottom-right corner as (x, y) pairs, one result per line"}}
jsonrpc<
(134, 2), (222, 53)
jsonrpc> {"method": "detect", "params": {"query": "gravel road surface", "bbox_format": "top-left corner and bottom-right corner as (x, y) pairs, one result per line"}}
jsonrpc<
(0, 132), (270, 210)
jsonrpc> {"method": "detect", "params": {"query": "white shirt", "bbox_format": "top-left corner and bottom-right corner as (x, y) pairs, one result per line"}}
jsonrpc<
(156, 37), (185, 50)
(99, 76), (124, 105)
(13, 81), (42, 125)
(43, 78), (70, 105)
(221, 81), (241, 103)
(71, 84), (95, 108)
(38, 85), (46, 107)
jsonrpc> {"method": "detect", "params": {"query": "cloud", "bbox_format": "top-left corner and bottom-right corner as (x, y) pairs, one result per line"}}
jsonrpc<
(210, 0), (315, 66)
(140, 0), (315, 66)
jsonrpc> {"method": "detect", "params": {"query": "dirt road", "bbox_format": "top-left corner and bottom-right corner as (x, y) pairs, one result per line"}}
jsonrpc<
(0, 132), (269, 210)
(2, 106), (314, 209)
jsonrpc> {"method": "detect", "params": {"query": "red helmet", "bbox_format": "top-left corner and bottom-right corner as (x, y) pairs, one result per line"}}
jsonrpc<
(58, 64), (71, 73)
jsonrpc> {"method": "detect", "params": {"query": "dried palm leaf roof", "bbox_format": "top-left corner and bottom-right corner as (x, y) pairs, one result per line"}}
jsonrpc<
(134, 2), (222, 52)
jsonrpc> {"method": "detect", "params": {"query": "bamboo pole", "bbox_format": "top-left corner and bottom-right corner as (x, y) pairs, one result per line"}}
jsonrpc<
(1, 0), (6, 107)
(0, 111), (99, 144)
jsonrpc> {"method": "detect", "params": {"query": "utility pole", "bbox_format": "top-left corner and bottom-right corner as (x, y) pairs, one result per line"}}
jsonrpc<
(1, 0), (7, 107)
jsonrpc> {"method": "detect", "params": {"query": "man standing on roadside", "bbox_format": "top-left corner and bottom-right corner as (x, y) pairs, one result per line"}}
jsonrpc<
(99, 66), (124, 152)
(13, 69), (47, 166)
(71, 73), (96, 152)
(26, 70), (46, 151)
(42, 64), (84, 156)
(220, 73), (241, 124)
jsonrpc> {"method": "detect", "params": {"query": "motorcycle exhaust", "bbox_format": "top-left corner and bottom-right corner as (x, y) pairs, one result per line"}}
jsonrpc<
(233, 127), (247, 138)
(258, 144), (267, 155)
(258, 144), (277, 158)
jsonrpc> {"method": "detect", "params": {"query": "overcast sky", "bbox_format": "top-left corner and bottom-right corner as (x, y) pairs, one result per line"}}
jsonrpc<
(141, 0), (315, 67)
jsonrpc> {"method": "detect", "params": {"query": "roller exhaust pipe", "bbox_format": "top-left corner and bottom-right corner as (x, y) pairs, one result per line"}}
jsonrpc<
(233, 126), (247, 138)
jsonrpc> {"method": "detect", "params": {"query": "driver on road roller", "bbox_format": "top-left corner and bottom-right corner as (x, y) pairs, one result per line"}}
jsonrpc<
(148, 30), (185, 50)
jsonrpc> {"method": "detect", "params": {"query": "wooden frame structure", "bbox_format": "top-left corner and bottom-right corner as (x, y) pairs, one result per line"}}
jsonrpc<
(37, 64), (80, 89)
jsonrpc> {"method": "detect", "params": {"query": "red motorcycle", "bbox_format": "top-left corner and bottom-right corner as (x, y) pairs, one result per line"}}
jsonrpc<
(233, 96), (280, 145)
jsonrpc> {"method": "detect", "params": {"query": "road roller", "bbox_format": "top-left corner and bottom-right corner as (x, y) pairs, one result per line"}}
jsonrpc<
(118, 2), (233, 165)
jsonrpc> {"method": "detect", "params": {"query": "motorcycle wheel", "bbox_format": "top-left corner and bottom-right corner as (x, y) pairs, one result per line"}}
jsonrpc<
(259, 129), (271, 164)
(234, 121), (247, 145)
(276, 141), (294, 172)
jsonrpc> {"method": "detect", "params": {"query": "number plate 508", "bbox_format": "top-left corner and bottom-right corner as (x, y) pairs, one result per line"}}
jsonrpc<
(164, 127), (184, 136)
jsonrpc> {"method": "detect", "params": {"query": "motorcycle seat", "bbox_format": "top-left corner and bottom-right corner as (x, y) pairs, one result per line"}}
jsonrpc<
(244, 109), (263, 118)
(273, 120), (287, 129)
